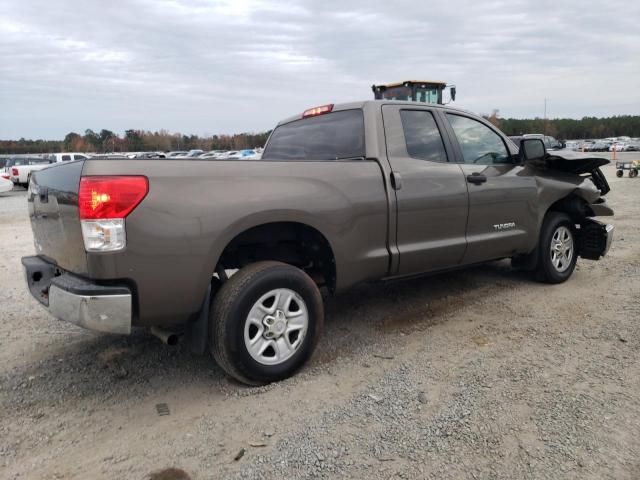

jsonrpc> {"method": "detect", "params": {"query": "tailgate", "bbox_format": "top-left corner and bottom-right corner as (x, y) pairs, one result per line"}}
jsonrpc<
(28, 161), (88, 273)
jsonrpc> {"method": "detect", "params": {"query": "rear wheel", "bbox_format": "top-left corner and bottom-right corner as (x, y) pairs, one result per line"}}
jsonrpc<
(534, 212), (577, 284)
(630, 169), (638, 178)
(209, 261), (323, 385)
(616, 169), (623, 177)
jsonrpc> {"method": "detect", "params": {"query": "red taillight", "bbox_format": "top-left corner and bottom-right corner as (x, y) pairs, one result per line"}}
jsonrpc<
(1, 174), (9, 180)
(12, 168), (18, 176)
(302, 104), (334, 118)
(79, 176), (148, 220)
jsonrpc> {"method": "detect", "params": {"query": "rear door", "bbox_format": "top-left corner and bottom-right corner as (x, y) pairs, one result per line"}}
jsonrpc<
(441, 112), (538, 263)
(382, 105), (469, 275)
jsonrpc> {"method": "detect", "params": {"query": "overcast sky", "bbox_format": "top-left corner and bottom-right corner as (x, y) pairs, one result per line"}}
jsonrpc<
(1, 0), (639, 139)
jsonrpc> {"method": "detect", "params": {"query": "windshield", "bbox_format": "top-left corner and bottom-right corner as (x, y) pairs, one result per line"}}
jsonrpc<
(262, 109), (365, 161)
(380, 86), (412, 101)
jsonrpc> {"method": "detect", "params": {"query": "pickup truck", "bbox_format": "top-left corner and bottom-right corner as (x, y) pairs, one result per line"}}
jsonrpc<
(22, 101), (614, 385)
(6, 157), (51, 188)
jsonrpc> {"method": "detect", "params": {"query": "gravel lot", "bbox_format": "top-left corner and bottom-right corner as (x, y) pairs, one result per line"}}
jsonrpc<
(1, 163), (639, 480)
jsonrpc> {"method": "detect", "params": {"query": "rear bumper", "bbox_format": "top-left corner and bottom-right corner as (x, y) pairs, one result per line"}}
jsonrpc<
(21, 256), (132, 334)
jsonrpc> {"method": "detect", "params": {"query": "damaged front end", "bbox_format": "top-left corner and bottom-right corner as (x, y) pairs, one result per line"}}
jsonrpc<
(521, 144), (615, 262)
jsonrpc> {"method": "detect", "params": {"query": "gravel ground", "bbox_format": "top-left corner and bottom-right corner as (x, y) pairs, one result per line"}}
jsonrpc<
(0, 164), (639, 480)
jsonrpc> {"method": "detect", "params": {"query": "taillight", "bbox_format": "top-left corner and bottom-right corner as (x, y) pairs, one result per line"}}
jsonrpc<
(302, 104), (334, 118)
(1, 174), (9, 180)
(79, 176), (148, 220)
(78, 176), (148, 252)
(12, 168), (18, 176)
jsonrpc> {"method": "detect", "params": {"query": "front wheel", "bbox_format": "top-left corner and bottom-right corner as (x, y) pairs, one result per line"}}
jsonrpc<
(210, 261), (324, 385)
(534, 212), (578, 284)
(616, 169), (623, 177)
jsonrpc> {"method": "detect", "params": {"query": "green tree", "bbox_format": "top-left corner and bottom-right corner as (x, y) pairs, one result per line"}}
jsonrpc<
(63, 132), (81, 151)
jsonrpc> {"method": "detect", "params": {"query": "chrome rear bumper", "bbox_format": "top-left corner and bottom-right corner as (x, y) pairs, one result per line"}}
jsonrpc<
(48, 284), (132, 334)
(22, 256), (132, 335)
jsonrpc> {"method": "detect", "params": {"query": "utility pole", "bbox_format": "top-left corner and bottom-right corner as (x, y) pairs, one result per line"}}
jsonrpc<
(543, 98), (547, 135)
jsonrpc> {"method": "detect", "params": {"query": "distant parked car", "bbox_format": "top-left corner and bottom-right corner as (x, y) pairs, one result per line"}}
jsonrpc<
(185, 149), (204, 157)
(134, 152), (166, 159)
(200, 150), (227, 159)
(609, 143), (627, 152)
(45, 153), (90, 163)
(508, 136), (523, 147)
(218, 150), (241, 159)
(578, 141), (595, 151)
(522, 134), (561, 150)
(166, 151), (188, 157)
(0, 174), (13, 193)
(587, 141), (610, 152)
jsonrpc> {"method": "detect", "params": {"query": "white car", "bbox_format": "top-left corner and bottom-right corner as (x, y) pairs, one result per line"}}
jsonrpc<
(218, 150), (241, 159)
(0, 174), (13, 193)
(609, 143), (627, 152)
(45, 153), (90, 163)
(200, 150), (227, 159)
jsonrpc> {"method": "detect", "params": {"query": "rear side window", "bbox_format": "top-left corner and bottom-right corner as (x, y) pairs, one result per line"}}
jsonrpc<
(61, 155), (71, 161)
(262, 110), (365, 160)
(400, 110), (448, 162)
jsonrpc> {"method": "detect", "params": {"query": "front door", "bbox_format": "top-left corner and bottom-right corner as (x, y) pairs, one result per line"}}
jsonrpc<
(441, 112), (538, 264)
(382, 105), (469, 275)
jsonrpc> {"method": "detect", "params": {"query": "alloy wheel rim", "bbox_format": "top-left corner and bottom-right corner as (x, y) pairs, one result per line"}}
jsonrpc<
(550, 225), (574, 273)
(244, 288), (308, 365)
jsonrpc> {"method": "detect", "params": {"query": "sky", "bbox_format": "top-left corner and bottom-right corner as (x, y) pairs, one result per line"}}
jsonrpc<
(1, 0), (639, 139)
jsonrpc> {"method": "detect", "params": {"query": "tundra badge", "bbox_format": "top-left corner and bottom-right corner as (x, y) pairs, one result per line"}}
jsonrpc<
(494, 222), (516, 231)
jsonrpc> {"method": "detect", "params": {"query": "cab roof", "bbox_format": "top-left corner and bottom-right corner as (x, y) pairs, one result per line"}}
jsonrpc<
(374, 80), (448, 88)
(276, 100), (474, 126)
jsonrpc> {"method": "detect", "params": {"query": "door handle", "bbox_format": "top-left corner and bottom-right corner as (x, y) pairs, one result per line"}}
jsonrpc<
(466, 172), (487, 185)
(391, 171), (402, 190)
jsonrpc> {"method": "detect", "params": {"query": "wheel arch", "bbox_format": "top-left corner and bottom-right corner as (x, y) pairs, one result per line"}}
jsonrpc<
(545, 193), (595, 223)
(201, 214), (339, 300)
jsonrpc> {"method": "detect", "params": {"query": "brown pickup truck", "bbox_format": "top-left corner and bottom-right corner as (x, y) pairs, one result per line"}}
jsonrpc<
(22, 101), (614, 385)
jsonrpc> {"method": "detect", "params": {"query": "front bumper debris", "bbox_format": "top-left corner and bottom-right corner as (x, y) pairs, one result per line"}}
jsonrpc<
(579, 220), (614, 260)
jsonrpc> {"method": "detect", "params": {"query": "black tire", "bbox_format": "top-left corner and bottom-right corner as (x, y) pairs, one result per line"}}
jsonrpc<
(616, 169), (624, 177)
(630, 169), (638, 178)
(210, 261), (324, 385)
(534, 212), (578, 284)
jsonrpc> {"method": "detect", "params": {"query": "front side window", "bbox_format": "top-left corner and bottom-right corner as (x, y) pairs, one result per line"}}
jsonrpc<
(73, 154), (86, 160)
(400, 110), (448, 162)
(262, 109), (365, 161)
(446, 114), (510, 165)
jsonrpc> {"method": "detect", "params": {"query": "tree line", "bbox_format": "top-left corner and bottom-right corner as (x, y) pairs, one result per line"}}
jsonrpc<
(0, 129), (271, 155)
(484, 112), (640, 140)
(2, 115), (640, 154)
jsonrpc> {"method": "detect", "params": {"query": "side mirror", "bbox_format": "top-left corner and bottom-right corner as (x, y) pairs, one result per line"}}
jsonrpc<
(450, 86), (456, 102)
(519, 138), (546, 164)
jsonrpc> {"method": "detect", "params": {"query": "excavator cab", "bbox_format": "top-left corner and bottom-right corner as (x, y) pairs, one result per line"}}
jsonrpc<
(372, 80), (456, 105)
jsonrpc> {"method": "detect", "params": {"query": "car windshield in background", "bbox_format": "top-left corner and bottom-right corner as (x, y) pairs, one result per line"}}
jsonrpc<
(262, 109), (365, 161)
